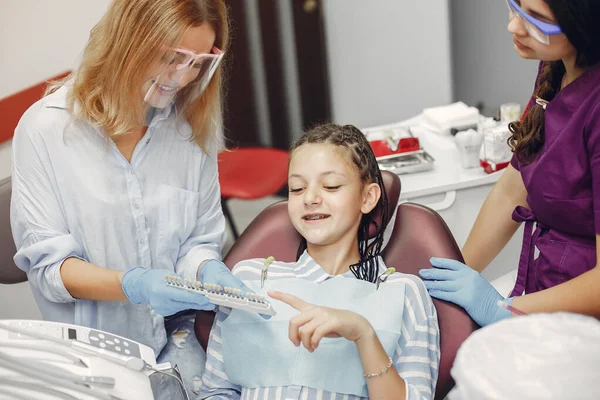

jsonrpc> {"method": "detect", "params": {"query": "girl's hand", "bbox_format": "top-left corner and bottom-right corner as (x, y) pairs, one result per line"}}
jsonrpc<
(268, 291), (374, 352)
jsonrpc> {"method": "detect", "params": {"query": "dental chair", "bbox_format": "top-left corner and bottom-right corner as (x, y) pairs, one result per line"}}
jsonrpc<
(0, 177), (27, 284)
(194, 171), (477, 399)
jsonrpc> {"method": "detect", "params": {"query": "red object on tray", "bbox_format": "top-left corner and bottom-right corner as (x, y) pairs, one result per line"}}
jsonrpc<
(480, 159), (510, 174)
(370, 137), (421, 158)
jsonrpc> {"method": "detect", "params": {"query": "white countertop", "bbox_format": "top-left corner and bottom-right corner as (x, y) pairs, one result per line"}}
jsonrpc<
(363, 115), (503, 199)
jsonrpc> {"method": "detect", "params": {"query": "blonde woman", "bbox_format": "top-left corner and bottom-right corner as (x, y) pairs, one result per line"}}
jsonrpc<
(10, 0), (248, 397)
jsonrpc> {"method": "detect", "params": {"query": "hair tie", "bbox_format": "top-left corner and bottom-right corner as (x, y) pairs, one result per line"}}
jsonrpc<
(535, 97), (549, 110)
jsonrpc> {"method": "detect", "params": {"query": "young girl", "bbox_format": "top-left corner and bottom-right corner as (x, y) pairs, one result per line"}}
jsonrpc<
(10, 0), (247, 397)
(419, 0), (600, 327)
(200, 124), (440, 400)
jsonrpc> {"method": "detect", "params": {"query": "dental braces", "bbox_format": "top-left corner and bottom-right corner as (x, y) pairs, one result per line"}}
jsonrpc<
(165, 276), (276, 316)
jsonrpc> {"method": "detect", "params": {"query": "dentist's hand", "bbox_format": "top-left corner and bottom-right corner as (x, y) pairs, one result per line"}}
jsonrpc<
(419, 258), (511, 327)
(198, 259), (251, 294)
(121, 267), (215, 316)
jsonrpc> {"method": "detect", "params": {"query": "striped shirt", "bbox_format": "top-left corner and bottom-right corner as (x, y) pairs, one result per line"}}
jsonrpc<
(200, 252), (440, 400)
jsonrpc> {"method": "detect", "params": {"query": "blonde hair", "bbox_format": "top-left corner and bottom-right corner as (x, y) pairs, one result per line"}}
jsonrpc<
(49, 0), (229, 151)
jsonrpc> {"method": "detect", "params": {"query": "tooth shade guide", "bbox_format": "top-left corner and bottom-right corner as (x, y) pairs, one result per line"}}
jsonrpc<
(165, 277), (276, 316)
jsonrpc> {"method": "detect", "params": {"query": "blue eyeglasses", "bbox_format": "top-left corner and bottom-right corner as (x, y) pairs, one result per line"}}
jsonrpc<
(506, 0), (562, 45)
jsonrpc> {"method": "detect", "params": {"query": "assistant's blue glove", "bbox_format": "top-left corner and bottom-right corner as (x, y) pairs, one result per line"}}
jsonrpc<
(419, 258), (512, 327)
(122, 267), (215, 316)
(198, 259), (251, 294)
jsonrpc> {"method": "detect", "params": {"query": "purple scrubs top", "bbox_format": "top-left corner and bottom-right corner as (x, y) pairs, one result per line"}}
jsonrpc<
(510, 61), (600, 296)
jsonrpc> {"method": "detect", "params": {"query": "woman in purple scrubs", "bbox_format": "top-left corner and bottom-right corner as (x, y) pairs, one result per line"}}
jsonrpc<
(419, 0), (600, 327)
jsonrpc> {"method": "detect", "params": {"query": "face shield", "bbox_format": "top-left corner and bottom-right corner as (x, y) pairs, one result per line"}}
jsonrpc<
(505, 0), (562, 45)
(144, 46), (224, 108)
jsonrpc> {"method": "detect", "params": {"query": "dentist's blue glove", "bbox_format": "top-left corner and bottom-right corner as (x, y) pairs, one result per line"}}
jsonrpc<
(198, 259), (251, 294)
(121, 267), (216, 316)
(419, 258), (512, 327)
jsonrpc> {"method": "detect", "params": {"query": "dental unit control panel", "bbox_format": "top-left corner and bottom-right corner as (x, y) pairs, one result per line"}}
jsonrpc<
(0, 319), (162, 400)
(5, 320), (150, 360)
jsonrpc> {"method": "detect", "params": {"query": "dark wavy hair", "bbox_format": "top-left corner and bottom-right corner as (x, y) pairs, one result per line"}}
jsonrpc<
(508, 0), (600, 163)
(290, 124), (389, 283)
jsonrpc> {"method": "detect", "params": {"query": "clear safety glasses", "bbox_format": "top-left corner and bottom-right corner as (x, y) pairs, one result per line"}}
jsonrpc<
(505, 0), (562, 45)
(144, 46), (224, 108)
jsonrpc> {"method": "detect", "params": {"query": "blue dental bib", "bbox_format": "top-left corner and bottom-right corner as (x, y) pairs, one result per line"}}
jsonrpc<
(221, 276), (404, 397)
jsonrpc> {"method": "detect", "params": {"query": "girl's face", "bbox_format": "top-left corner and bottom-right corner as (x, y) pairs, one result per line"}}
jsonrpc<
(287, 143), (380, 251)
(143, 24), (216, 107)
(507, 0), (575, 62)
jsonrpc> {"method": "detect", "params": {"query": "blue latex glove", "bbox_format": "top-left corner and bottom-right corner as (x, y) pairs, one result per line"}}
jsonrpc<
(122, 267), (215, 316)
(198, 259), (251, 294)
(419, 257), (512, 327)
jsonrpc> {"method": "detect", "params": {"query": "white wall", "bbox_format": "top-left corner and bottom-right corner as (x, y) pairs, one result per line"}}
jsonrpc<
(450, 0), (539, 116)
(0, 0), (111, 98)
(322, 0), (453, 128)
(1, 0), (454, 127)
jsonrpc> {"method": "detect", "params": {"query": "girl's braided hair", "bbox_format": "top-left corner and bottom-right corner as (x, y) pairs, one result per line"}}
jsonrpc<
(290, 124), (389, 283)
